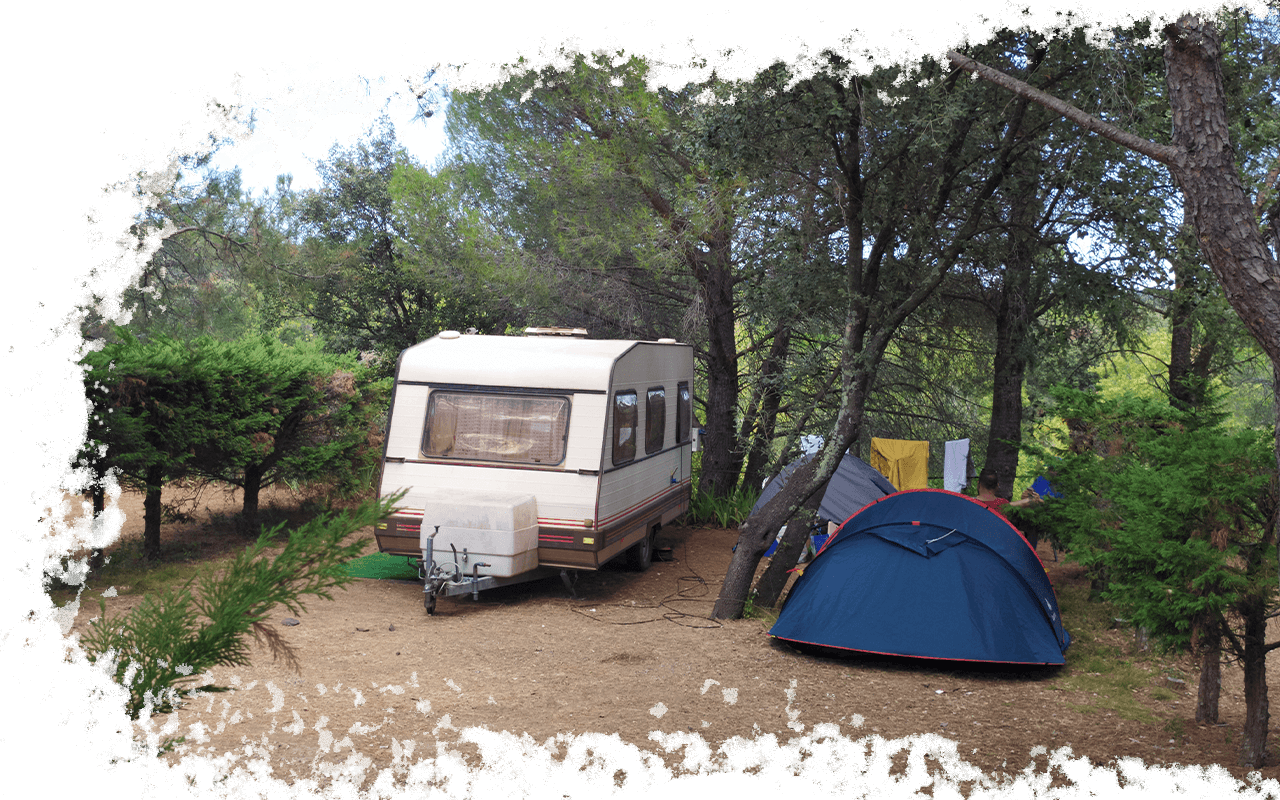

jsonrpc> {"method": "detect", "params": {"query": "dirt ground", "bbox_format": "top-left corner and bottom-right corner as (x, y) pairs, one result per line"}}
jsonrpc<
(58, 484), (1280, 790)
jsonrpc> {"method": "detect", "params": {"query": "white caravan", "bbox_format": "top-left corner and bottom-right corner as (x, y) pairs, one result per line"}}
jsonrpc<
(375, 329), (695, 612)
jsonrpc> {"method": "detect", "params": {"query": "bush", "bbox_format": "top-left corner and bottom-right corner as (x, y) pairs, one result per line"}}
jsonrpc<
(689, 484), (760, 528)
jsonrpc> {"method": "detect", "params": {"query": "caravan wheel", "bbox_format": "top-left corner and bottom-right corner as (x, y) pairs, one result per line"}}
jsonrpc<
(627, 527), (656, 571)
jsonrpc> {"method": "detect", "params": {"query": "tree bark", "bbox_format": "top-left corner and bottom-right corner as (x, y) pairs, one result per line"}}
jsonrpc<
(1240, 594), (1269, 767)
(89, 482), (106, 574)
(751, 489), (824, 610)
(739, 325), (792, 492)
(1162, 18), (1280, 369)
(1168, 215), (1205, 410)
(142, 463), (165, 561)
(696, 238), (742, 499)
(242, 462), (265, 535)
(1196, 626), (1222, 724)
(985, 161), (1039, 499)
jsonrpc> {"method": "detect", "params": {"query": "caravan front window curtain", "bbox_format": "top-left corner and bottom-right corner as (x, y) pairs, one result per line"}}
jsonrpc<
(422, 391), (570, 465)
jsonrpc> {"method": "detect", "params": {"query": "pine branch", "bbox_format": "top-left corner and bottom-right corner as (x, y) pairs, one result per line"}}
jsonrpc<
(945, 50), (1180, 166)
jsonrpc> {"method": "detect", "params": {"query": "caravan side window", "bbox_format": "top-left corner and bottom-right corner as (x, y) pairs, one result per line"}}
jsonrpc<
(612, 390), (637, 466)
(645, 387), (665, 454)
(676, 381), (692, 444)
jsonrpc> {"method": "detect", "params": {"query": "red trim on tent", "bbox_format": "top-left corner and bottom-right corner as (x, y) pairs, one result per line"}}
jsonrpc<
(770, 634), (1063, 667)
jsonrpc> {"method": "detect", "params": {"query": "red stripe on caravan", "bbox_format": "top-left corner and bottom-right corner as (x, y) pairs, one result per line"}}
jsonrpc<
(596, 482), (690, 527)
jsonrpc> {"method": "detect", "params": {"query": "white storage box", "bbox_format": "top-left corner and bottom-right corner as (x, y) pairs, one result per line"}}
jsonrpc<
(413, 489), (539, 578)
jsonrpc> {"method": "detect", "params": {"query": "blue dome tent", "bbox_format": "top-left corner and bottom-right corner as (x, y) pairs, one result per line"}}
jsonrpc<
(769, 489), (1071, 665)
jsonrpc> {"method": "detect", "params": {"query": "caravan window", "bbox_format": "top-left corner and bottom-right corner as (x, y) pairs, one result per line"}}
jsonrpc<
(676, 381), (692, 443)
(612, 390), (637, 465)
(645, 387), (665, 454)
(422, 391), (569, 465)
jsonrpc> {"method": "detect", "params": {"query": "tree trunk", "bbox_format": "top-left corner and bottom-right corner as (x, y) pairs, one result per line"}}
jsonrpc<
(751, 490), (824, 610)
(142, 463), (164, 561)
(1163, 19), (1280, 370)
(1196, 628), (1222, 724)
(1240, 595), (1270, 767)
(242, 462), (265, 535)
(985, 159), (1039, 499)
(1166, 198), (1225, 412)
(740, 325), (792, 492)
(1169, 214), (1206, 410)
(985, 285), (1030, 500)
(89, 482), (106, 574)
(695, 231), (742, 499)
(983, 47), (1051, 501)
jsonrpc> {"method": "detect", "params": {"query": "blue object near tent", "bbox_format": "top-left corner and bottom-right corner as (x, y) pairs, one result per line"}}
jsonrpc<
(764, 533), (830, 558)
(769, 488), (1071, 665)
(1031, 476), (1062, 499)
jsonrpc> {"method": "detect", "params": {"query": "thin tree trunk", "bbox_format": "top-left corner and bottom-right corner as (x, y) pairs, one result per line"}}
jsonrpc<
(751, 490), (823, 610)
(1169, 214), (1201, 410)
(1168, 212), (1224, 411)
(1196, 628), (1222, 725)
(142, 463), (164, 561)
(89, 482), (106, 574)
(1240, 595), (1270, 767)
(740, 325), (792, 492)
(985, 167), (1038, 499)
(242, 463), (265, 535)
(982, 43), (1046, 501)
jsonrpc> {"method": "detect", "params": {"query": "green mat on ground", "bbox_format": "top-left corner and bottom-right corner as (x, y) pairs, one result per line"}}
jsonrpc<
(344, 552), (421, 580)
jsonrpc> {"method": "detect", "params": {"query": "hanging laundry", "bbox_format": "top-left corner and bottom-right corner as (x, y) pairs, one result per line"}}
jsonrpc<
(943, 438), (973, 493)
(869, 438), (930, 490)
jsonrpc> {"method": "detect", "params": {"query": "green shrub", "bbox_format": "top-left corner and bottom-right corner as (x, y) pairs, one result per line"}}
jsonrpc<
(689, 484), (760, 528)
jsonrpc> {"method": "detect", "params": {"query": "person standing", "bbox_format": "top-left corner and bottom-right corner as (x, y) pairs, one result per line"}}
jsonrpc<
(974, 468), (1041, 517)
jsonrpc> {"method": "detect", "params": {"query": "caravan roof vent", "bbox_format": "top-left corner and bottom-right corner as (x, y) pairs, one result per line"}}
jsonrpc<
(438, 330), (462, 340)
(657, 338), (678, 344)
(524, 327), (589, 338)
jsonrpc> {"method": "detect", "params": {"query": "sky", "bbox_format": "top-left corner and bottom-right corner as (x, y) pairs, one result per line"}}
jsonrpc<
(189, 77), (450, 197)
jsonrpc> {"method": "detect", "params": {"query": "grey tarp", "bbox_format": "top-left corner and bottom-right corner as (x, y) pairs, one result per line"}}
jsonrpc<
(752, 452), (895, 524)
